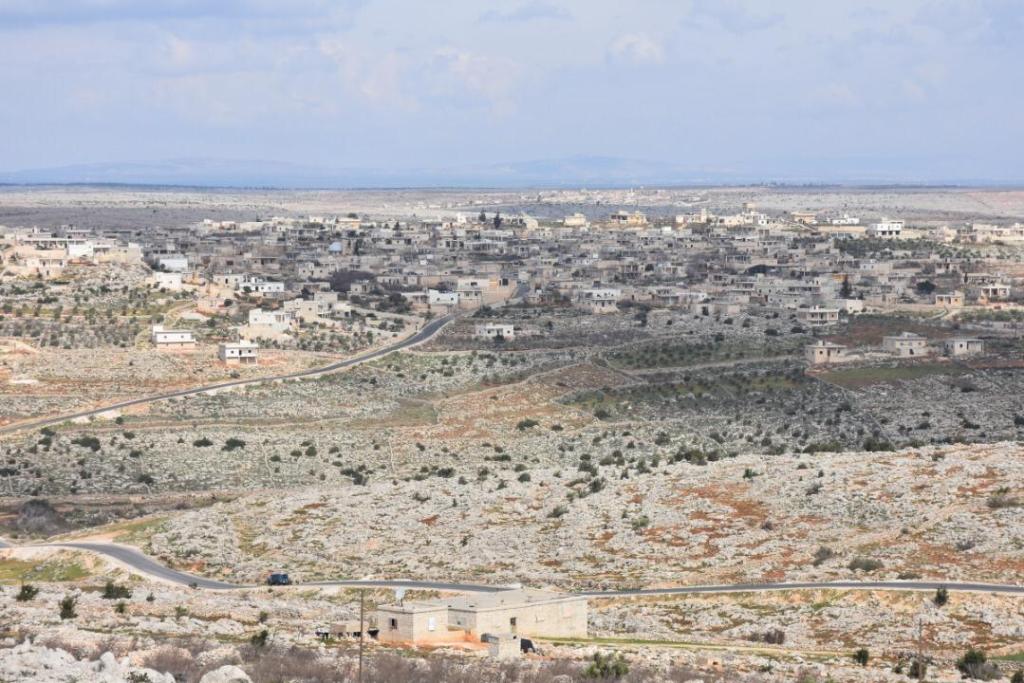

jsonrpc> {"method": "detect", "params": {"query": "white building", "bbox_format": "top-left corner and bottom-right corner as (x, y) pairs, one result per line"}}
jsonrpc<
(474, 323), (515, 341)
(797, 306), (840, 327)
(944, 337), (984, 357)
(218, 340), (259, 364)
(578, 288), (621, 314)
(248, 308), (294, 332)
(608, 210), (647, 226)
(156, 255), (189, 272)
(238, 276), (285, 295)
(151, 272), (183, 291)
(212, 273), (245, 288)
(805, 340), (847, 365)
(428, 290), (460, 307)
(980, 283), (1011, 301)
(563, 213), (588, 228)
(151, 325), (195, 349)
(830, 215), (860, 226)
(867, 218), (904, 239)
(934, 291), (964, 307)
(882, 332), (929, 357)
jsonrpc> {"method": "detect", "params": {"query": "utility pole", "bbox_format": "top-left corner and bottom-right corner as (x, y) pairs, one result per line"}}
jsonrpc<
(921, 618), (929, 679)
(358, 589), (366, 683)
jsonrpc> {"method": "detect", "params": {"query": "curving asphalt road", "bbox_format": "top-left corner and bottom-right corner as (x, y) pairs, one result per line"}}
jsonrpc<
(0, 313), (455, 437)
(4, 539), (1024, 598)
(55, 542), (239, 590)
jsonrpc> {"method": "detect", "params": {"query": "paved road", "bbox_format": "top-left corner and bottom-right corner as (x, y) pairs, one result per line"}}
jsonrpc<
(55, 542), (239, 590)
(5, 539), (1024, 597)
(0, 314), (455, 437)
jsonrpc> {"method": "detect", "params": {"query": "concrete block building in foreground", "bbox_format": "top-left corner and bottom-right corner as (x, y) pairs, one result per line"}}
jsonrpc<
(376, 588), (587, 645)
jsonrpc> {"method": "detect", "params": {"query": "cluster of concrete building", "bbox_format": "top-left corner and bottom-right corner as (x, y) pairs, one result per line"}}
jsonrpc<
(6, 212), (1024, 325)
(374, 589), (587, 649)
(5, 207), (1024, 373)
(0, 226), (141, 278)
(806, 333), (985, 366)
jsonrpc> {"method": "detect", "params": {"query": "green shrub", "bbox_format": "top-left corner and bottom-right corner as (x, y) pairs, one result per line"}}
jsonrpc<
(72, 436), (102, 452)
(958, 648), (1000, 680)
(847, 557), (883, 572)
(584, 652), (629, 679)
(59, 594), (78, 620)
(102, 580), (132, 600)
(812, 547), (835, 567)
(250, 629), (270, 648)
(15, 584), (39, 602)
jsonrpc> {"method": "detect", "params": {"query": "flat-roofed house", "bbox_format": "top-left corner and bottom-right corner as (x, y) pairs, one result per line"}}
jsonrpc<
(218, 340), (258, 364)
(247, 308), (294, 333)
(805, 340), (847, 365)
(475, 323), (515, 340)
(934, 291), (964, 307)
(944, 337), (984, 357)
(980, 283), (1011, 302)
(444, 589), (587, 640)
(796, 306), (839, 327)
(883, 332), (929, 357)
(866, 218), (904, 239)
(790, 211), (817, 225)
(428, 289), (459, 310)
(578, 288), (620, 314)
(376, 602), (453, 645)
(156, 255), (189, 272)
(375, 589), (588, 645)
(151, 325), (196, 349)
(151, 271), (183, 291)
(609, 210), (647, 226)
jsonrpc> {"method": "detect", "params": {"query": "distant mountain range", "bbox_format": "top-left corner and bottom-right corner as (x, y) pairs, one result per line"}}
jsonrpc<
(0, 156), (1016, 189)
(0, 156), (755, 189)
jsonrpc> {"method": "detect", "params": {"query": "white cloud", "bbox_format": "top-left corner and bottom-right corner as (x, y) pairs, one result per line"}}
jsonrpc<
(318, 38), (419, 110)
(430, 48), (522, 105)
(608, 33), (664, 65)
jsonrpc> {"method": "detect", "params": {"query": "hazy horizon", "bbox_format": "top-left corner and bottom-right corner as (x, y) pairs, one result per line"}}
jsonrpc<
(2, 1), (1022, 185)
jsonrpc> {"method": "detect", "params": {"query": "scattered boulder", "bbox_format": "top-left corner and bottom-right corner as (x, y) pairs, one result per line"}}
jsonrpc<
(15, 498), (64, 534)
(199, 664), (253, 683)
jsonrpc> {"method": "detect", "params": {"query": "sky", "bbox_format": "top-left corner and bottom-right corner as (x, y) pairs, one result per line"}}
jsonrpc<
(0, 0), (1022, 184)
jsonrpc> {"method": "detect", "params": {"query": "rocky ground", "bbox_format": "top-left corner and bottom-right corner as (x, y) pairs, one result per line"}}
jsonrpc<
(125, 442), (1024, 590)
(1, 548), (1019, 682)
(0, 345), (335, 428)
(1, 306), (1022, 679)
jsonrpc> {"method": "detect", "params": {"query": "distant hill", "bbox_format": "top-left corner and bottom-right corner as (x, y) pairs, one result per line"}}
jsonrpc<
(0, 156), (1015, 189)
(0, 156), (769, 189)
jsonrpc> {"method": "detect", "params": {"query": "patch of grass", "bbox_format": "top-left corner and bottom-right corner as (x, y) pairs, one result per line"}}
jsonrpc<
(994, 652), (1024, 662)
(821, 363), (965, 389)
(0, 556), (90, 583)
(538, 635), (844, 660)
(113, 516), (169, 544)
(348, 399), (438, 429)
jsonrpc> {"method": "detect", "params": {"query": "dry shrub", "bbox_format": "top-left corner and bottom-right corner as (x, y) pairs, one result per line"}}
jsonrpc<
(242, 645), (350, 683)
(143, 645), (200, 682)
